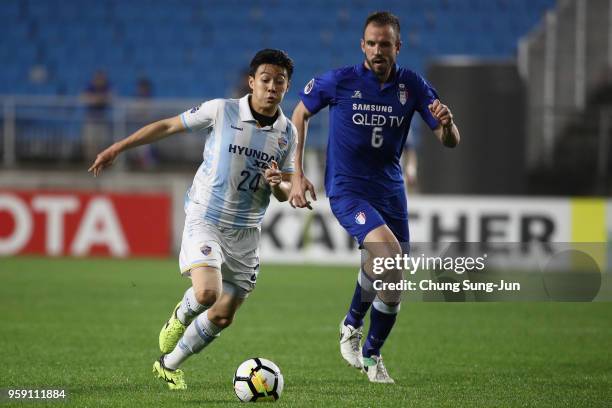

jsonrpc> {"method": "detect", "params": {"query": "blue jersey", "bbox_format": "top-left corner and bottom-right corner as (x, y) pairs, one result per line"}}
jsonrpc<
(299, 63), (440, 198)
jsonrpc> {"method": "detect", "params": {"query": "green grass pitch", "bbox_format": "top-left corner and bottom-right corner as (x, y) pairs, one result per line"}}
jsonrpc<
(1, 257), (611, 407)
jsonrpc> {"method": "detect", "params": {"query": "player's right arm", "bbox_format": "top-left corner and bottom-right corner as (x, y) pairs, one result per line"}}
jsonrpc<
(289, 71), (337, 208)
(89, 99), (219, 177)
(289, 101), (317, 209)
(88, 115), (185, 177)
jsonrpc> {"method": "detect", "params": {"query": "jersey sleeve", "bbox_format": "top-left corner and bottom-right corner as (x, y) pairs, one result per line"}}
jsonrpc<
(299, 70), (337, 114)
(180, 99), (221, 132)
(414, 75), (441, 130)
(280, 124), (297, 174)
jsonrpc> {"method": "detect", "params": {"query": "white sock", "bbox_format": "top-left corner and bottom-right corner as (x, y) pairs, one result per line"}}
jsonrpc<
(164, 310), (222, 370)
(176, 287), (209, 325)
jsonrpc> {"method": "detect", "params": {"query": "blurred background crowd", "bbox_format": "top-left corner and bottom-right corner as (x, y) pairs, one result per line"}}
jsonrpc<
(1, 0), (610, 196)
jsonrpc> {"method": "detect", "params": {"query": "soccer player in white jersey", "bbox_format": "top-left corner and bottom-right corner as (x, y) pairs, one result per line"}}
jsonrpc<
(88, 49), (297, 390)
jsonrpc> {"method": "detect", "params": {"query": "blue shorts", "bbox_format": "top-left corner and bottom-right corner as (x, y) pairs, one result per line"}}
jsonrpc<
(329, 192), (409, 247)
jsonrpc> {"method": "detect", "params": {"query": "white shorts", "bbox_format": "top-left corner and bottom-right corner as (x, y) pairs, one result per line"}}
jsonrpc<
(179, 214), (260, 298)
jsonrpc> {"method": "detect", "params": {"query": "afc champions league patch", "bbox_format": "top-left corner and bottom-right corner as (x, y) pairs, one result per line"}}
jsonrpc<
(277, 135), (288, 150)
(304, 78), (314, 95)
(398, 83), (407, 105)
(200, 244), (212, 256)
(355, 211), (367, 225)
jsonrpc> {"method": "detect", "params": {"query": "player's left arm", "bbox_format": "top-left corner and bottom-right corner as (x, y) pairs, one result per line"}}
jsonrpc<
(264, 160), (292, 202)
(429, 99), (460, 148)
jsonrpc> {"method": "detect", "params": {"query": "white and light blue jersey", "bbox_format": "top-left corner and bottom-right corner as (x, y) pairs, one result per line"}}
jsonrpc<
(180, 95), (296, 228)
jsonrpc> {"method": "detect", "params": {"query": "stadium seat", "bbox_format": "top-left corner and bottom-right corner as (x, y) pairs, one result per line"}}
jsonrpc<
(2, 0), (559, 97)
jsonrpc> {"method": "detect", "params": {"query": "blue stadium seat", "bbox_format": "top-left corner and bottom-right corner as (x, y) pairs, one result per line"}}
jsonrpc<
(0, 1), (21, 19)
(2, 0), (554, 97)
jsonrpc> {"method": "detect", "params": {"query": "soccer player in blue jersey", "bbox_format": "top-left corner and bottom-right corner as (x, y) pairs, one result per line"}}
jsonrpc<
(290, 12), (460, 383)
(89, 49), (297, 390)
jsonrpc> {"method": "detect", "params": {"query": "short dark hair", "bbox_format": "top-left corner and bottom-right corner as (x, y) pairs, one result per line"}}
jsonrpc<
(249, 49), (294, 80)
(363, 11), (401, 39)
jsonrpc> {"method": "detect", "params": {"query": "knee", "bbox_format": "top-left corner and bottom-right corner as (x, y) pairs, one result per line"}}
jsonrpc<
(209, 313), (234, 329)
(364, 227), (403, 257)
(366, 241), (402, 262)
(378, 241), (403, 260)
(194, 288), (219, 307)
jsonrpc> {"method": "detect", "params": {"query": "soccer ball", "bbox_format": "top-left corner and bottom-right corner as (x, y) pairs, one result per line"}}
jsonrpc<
(233, 357), (284, 402)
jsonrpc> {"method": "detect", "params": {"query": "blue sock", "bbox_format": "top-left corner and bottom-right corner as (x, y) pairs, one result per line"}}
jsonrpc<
(343, 271), (375, 328)
(362, 299), (400, 358)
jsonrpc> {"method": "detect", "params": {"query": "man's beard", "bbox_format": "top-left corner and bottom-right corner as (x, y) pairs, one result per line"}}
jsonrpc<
(366, 56), (389, 77)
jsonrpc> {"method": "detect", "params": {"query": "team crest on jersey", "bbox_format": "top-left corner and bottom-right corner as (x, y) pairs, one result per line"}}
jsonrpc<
(190, 104), (201, 113)
(304, 78), (314, 94)
(200, 244), (212, 256)
(277, 135), (288, 150)
(355, 211), (367, 225)
(398, 84), (407, 105)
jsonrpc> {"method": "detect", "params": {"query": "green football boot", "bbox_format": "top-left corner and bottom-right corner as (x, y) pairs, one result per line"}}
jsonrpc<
(159, 302), (187, 353)
(152, 357), (186, 390)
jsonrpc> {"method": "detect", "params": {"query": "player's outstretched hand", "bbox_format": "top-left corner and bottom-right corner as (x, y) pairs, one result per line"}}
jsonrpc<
(88, 145), (120, 177)
(264, 160), (283, 187)
(428, 99), (453, 128)
(288, 173), (316, 210)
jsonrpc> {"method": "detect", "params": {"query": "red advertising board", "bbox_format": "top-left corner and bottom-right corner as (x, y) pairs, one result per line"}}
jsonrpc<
(0, 190), (171, 257)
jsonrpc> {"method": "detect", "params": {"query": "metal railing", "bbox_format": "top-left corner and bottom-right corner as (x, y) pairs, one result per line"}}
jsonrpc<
(1, 95), (197, 169)
(0, 95), (329, 170)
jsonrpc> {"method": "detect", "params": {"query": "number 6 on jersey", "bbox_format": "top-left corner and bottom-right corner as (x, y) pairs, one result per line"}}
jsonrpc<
(371, 126), (383, 148)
